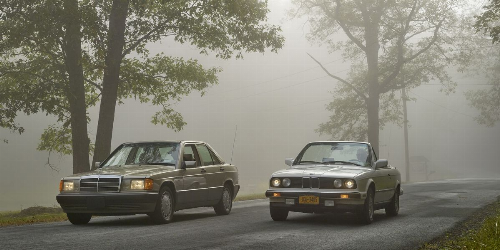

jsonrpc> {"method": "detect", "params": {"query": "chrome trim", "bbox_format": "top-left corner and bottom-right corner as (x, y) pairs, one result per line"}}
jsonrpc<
(376, 188), (395, 193)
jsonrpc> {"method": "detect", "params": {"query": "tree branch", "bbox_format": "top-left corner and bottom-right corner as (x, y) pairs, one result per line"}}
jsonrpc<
(406, 19), (444, 62)
(84, 78), (103, 91)
(380, 17), (444, 92)
(319, 0), (366, 52)
(307, 53), (368, 102)
(122, 24), (178, 58)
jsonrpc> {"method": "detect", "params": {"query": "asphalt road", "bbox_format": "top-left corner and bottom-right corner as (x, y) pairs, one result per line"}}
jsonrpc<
(1, 178), (500, 250)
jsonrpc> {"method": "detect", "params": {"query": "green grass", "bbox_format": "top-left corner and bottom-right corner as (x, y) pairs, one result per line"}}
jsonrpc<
(422, 202), (500, 250)
(0, 206), (67, 227)
(234, 193), (266, 202)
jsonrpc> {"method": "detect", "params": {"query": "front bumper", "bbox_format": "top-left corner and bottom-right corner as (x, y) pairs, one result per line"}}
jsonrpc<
(265, 188), (366, 213)
(56, 192), (158, 215)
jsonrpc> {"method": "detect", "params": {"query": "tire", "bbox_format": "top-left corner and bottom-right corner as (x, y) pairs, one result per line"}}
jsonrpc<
(150, 186), (175, 224)
(67, 213), (91, 225)
(385, 186), (400, 216)
(270, 206), (289, 221)
(214, 185), (233, 215)
(358, 187), (375, 224)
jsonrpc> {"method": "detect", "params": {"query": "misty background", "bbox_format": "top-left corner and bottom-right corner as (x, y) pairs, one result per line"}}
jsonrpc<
(1, 0), (499, 211)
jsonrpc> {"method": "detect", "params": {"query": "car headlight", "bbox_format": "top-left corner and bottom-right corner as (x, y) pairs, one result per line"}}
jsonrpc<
(131, 180), (145, 190)
(345, 179), (355, 189)
(271, 178), (281, 187)
(131, 179), (154, 190)
(334, 179), (343, 188)
(59, 180), (74, 191)
(282, 178), (291, 187)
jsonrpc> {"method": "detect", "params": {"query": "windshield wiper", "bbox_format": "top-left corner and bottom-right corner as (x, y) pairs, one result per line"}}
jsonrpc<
(298, 161), (323, 165)
(144, 162), (175, 166)
(320, 161), (362, 166)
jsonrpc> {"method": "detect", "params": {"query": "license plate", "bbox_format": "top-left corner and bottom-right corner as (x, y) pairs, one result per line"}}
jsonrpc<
(299, 196), (319, 205)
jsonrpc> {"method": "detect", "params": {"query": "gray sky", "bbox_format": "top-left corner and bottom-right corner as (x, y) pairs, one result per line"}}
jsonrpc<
(0, 0), (499, 211)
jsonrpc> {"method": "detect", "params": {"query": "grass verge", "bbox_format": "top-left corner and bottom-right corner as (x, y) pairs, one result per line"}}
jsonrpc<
(0, 206), (67, 227)
(234, 193), (266, 202)
(0, 194), (268, 227)
(421, 199), (500, 249)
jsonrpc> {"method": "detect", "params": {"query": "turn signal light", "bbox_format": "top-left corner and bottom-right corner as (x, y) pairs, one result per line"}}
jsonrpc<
(340, 194), (349, 199)
(273, 193), (281, 197)
(144, 178), (154, 190)
(59, 180), (63, 192)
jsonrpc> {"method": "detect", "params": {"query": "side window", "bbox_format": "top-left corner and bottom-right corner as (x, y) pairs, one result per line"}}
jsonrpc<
(183, 145), (199, 167)
(208, 148), (222, 165)
(195, 144), (214, 166)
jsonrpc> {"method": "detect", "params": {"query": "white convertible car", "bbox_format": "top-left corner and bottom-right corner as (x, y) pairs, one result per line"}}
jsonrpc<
(265, 141), (402, 224)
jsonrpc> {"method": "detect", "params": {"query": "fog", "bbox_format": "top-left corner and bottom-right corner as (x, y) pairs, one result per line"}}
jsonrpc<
(1, 0), (499, 211)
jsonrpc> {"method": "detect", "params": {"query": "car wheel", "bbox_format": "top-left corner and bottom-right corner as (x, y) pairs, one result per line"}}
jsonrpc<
(359, 187), (374, 224)
(214, 185), (233, 215)
(67, 213), (92, 225)
(150, 186), (174, 224)
(385, 186), (400, 216)
(270, 206), (289, 221)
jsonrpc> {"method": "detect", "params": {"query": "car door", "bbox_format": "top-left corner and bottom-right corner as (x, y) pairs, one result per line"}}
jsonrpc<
(195, 144), (223, 204)
(179, 144), (208, 207)
(370, 147), (394, 202)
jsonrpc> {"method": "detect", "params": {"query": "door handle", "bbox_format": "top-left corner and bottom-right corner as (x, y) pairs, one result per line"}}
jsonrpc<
(220, 167), (225, 171)
(201, 168), (206, 173)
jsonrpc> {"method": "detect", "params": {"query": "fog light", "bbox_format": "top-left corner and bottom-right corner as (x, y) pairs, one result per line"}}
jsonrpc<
(341, 194), (349, 199)
(285, 199), (294, 205)
(273, 193), (281, 197)
(325, 200), (335, 206)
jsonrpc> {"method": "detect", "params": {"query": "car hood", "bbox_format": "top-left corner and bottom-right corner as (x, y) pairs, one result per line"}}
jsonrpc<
(272, 165), (372, 179)
(65, 165), (176, 178)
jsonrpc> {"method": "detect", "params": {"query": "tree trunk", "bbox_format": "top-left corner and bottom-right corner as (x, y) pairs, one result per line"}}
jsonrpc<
(402, 87), (410, 182)
(92, 0), (129, 168)
(63, 0), (90, 174)
(365, 23), (380, 156)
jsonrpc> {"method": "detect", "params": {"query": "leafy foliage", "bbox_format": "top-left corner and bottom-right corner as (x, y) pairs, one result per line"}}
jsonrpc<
(464, 47), (500, 127)
(292, 0), (465, 141)
(467, 0), (500, 126)
(475, 0), (500, 44)
(0, 0), (283, 156)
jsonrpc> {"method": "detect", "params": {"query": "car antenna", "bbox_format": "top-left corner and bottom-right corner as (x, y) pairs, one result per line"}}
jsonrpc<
(230, 125), (237, 165)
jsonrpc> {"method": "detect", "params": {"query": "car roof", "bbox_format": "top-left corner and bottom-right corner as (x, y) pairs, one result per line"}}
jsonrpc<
(310, 141), (370, 145)
(122, 140), (205, 144)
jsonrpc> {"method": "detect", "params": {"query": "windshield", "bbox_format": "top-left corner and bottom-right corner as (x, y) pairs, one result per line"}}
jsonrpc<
(296, 142), (371, 167)
(101, 142), (179, 167)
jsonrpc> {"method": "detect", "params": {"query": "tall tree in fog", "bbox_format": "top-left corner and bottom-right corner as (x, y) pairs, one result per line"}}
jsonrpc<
(468, 0), (500, 126)
(0, 0), (91, 173)
(92, 0), (284, 167)
(0, 0), (284, 173)
(292, 0), (464, 154)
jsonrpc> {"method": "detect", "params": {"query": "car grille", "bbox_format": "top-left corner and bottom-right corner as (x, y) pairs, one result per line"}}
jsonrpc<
(302, 177), (319, 188)
(80, 175), (121, 192)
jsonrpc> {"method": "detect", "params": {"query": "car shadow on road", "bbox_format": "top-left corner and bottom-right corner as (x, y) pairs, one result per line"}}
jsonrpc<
(283, 211), (402, 226)
(83, 212), (218, 227)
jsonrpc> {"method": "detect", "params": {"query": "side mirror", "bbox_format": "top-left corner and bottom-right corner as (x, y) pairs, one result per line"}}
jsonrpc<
(375, 159), (388, 169)
(182, 161), (197, 169)
(285, 158), (294, 167)
(94, 162), (101, 168)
